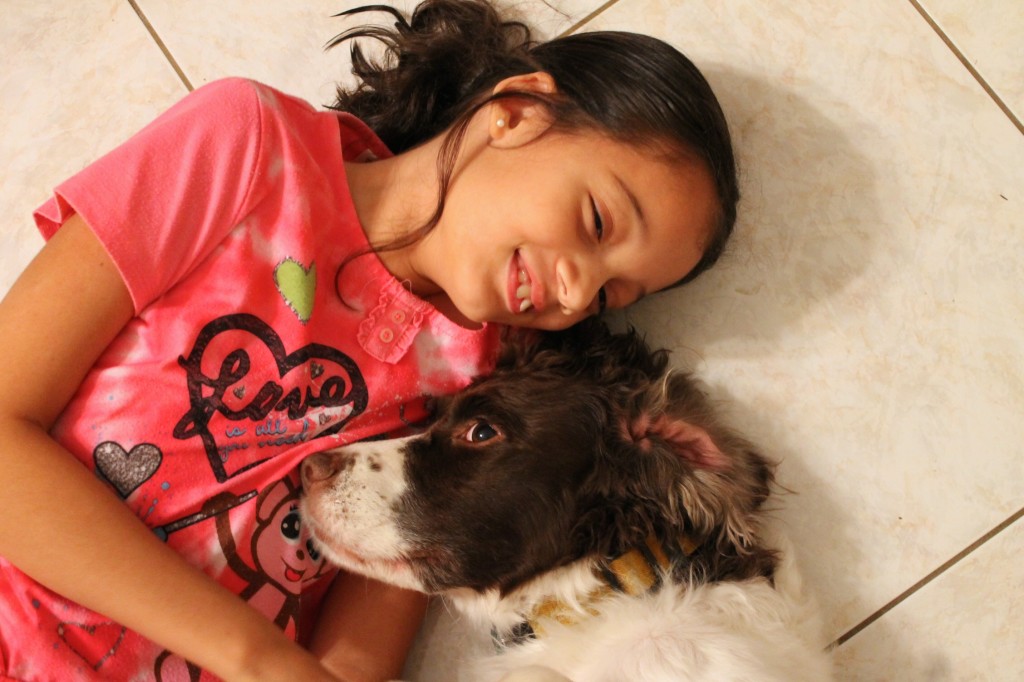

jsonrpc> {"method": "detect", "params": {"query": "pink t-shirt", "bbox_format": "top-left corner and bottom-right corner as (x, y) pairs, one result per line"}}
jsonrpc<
(0, 78), (499, 680)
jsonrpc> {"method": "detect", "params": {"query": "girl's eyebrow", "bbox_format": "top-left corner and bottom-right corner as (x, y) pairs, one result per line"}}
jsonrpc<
(613, 175), (651, 301)
(615, 175), (648, 239)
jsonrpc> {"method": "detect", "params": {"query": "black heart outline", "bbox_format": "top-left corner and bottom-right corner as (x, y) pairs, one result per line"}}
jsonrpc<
(58, 621), (126, 671)
(172, 314), (368, 482)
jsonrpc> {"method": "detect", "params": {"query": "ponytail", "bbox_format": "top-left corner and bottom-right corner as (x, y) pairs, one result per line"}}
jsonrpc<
(328, 1), (538, 153)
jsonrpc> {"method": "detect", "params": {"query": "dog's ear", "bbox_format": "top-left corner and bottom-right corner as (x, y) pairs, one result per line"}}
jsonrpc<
(621, 371), (732, 471)
(619, 373), (776, 561)
(622, 413), (729, 470)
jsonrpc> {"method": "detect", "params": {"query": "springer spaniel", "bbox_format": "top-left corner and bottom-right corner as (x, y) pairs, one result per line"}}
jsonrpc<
(301, 321), (833, 681)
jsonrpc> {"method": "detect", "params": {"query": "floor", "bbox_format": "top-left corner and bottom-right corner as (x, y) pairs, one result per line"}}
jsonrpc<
(2, 1), (1021, 679)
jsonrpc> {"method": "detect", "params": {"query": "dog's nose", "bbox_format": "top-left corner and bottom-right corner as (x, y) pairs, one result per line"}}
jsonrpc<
(300, 452), (343, 487)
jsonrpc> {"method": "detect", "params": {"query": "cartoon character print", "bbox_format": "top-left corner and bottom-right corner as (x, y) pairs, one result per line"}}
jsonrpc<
(211, 476), (331, 636)
(153, 477), (331, 680)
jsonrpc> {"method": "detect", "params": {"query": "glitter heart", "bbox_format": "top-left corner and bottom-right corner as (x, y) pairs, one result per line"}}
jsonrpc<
(93, 441), (162, 498)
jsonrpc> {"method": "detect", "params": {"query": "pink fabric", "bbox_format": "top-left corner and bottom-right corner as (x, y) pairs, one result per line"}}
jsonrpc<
(1, 78), (499, 680)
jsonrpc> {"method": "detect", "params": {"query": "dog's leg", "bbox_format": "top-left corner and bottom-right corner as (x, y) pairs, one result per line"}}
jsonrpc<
(497, 666), (575, 682)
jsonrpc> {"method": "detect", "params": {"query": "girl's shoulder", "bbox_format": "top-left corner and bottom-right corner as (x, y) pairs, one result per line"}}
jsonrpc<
(191, 77), (392, 160)
(184, 77), (316, 130)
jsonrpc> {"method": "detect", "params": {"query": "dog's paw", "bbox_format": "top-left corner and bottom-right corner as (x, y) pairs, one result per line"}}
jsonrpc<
(497, 665), (574, 682)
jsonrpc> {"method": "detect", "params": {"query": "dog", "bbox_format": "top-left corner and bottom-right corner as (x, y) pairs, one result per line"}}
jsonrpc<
(300, 321), (833, 681)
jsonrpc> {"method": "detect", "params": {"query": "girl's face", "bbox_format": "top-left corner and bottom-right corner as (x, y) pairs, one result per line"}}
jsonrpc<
(413, 124), (719, 331)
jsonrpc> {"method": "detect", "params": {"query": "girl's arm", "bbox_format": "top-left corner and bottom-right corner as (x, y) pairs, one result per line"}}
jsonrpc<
(310, 571), (429, 681)
(0, 215), (339, 681)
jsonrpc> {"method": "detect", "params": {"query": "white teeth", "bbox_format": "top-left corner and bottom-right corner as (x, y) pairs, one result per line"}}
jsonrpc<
(515, 268), (533, 313)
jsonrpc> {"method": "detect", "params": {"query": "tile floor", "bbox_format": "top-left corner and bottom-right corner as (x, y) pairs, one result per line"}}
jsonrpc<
(2, 0), (1021, 679)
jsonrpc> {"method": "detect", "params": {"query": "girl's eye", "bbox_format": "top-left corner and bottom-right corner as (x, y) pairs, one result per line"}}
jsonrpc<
(465, 420), (501, 443)
(591, 197), (604, 241)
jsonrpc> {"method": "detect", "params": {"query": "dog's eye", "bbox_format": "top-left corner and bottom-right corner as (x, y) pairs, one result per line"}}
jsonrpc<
(465, 420), (501, 443)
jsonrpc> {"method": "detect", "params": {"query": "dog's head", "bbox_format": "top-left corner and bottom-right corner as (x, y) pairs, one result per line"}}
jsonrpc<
(301, 320), (775, 595)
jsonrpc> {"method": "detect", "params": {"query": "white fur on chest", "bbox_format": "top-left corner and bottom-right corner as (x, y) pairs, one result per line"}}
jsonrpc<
(474, 580), (829, 682)
(409, 533), (833, 682)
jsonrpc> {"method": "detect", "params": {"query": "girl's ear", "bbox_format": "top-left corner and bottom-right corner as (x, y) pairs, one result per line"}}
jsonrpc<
(487, 71), (558, 148)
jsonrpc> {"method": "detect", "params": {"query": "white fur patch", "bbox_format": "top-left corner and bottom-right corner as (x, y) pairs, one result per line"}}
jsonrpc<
(300, 438), (424, 591)
(464, 539), (833, 682)
(432, 529), (833, 682)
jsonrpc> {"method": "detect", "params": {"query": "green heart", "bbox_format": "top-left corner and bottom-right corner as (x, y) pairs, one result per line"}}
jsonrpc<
(274, 258), (316, 323)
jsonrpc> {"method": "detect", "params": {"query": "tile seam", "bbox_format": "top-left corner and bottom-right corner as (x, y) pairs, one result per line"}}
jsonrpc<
(559, 0), (622, 37)
(906, 0), (1023, 135)
(126, 0), (194, 92)
(832, 505), (1024, 649)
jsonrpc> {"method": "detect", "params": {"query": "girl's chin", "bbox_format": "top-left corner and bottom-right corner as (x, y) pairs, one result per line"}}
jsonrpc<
(424, 293), (483, 329)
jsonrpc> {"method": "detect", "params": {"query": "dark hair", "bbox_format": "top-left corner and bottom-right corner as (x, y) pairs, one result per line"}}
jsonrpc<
(328, 0), (738, 287)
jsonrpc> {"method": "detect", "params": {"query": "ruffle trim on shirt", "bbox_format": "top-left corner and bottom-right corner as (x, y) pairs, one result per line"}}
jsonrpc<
(357, 277), (431, 363)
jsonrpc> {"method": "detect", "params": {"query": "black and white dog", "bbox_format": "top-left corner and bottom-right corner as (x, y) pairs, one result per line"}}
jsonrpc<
(301, 321), (833, 681)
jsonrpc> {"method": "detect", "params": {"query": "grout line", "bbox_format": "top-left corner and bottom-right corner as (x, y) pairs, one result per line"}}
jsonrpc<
(832, 504), (1024, 648)
(126, 0), (194, 92)
(558, 0), (622, 37)
(906, 0), (1024, 136)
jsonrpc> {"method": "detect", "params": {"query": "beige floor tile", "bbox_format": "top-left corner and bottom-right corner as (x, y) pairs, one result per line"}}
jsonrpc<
(834, 513), (1024, 681)
(919, 0), (1024, 124)
(1, 1), (187, 292)
(133, 0), (604, 109)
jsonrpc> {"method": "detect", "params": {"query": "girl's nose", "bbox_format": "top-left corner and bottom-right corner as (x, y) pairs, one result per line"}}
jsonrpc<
(556, 257), (602, 315)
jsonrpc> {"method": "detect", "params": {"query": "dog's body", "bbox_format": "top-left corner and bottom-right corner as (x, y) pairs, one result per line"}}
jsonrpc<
(301, 322), (832, 681)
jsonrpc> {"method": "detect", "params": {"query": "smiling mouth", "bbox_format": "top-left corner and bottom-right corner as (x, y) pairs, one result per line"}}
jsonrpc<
(283, 561), (305, 583)
(511, 251), (534, 313)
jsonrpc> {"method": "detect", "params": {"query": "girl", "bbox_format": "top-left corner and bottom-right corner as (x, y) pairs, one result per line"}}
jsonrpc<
(0, 0), (738, 679)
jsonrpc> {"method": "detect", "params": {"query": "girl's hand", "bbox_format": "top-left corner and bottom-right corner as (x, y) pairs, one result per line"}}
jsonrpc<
(311, 571), (429, 682)
(228, 638), (346, 682)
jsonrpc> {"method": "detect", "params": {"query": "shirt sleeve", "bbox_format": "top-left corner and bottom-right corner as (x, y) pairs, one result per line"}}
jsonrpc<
(34, 77), (267, 313)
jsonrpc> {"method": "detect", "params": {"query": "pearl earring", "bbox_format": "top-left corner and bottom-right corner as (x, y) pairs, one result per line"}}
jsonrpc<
(495, 118), (505, 128)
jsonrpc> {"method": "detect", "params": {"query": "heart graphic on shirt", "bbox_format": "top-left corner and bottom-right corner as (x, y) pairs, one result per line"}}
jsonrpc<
(93, 441), (163, 498)
(274, 258), (317, 324)
(58, 621), (126, 671)
(173, 314), (369, 483)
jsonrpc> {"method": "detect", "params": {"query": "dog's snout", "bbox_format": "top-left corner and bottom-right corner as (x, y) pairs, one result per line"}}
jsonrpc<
(301, 452), (345, 487)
